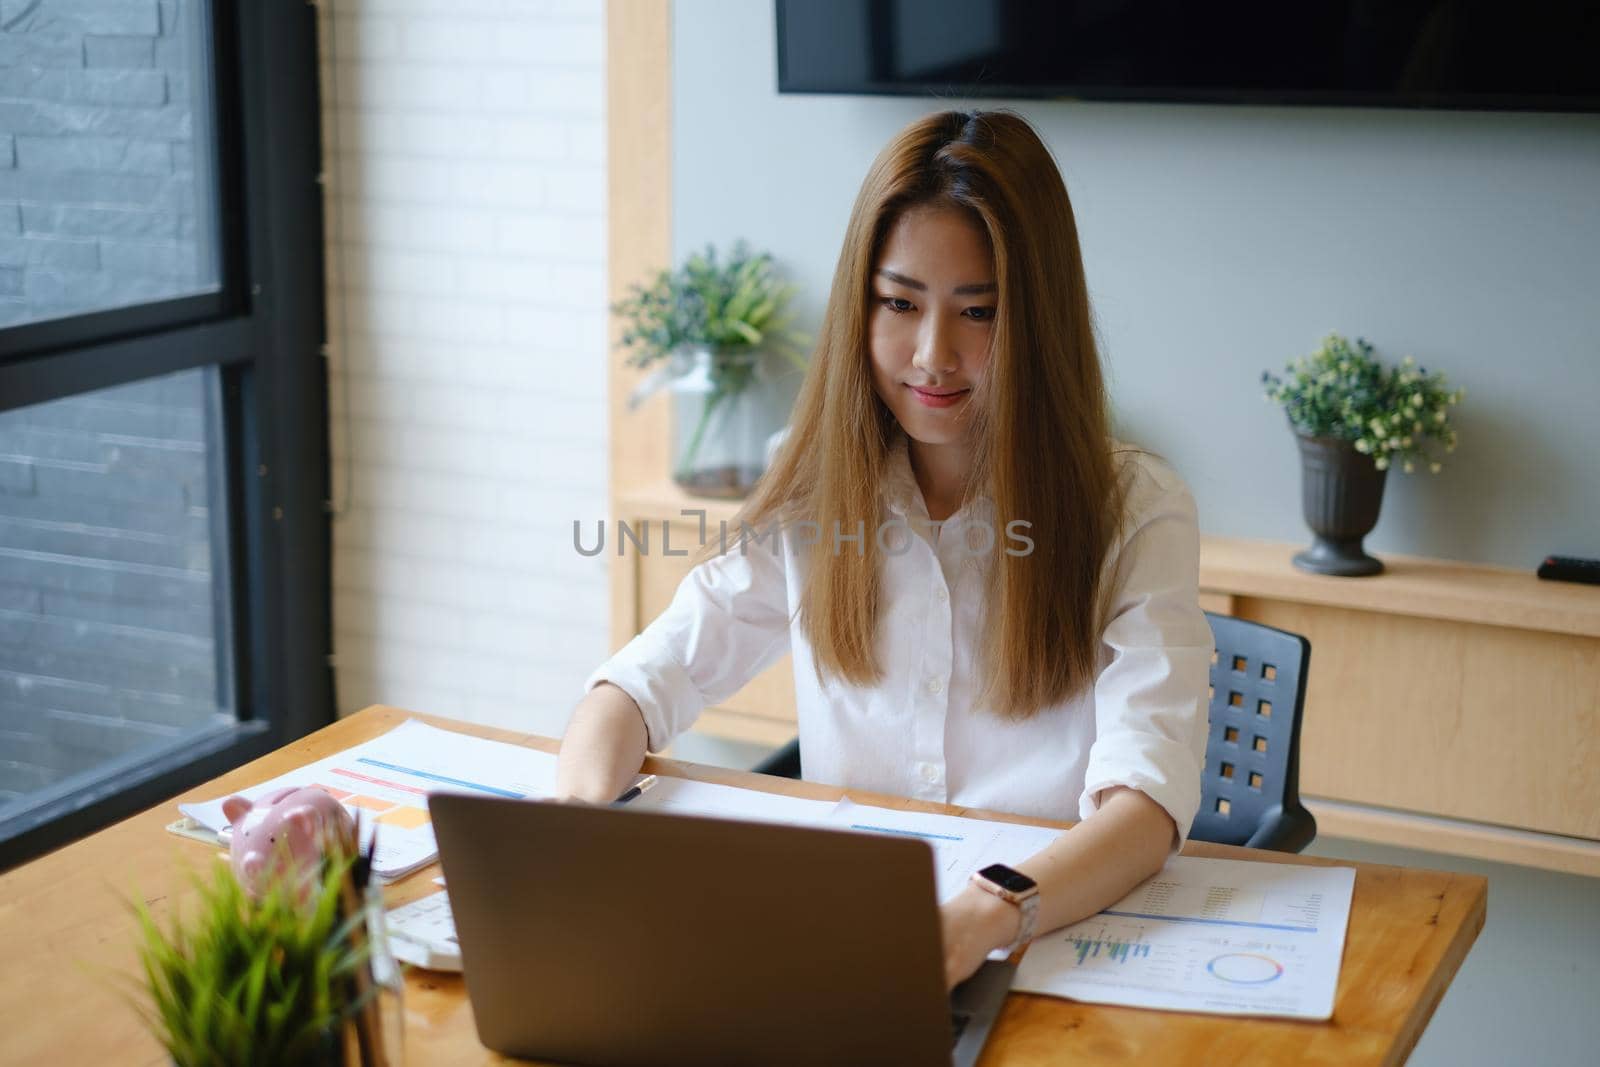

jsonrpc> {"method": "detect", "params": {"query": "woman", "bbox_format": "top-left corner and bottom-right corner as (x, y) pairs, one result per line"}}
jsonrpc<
(557, 109), (1211, 989)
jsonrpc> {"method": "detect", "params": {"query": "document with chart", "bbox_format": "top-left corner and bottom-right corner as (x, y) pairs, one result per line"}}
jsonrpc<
(177, 720), (559, 879)
(825, 798), (1063, 903)
(623, 776), (838, 827)
(1014, 856), (1356, 1019)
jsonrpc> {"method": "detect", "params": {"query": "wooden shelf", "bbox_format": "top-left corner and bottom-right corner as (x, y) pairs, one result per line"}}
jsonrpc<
(1307, 797), (1600, 879)
(1200, 535), (1600, 639)
(616, 481), (747, 527)
(693, 707), (799, 749)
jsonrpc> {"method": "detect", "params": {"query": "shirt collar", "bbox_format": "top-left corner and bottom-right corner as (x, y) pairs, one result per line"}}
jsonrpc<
(882, 428), (923, 518)
(882, 427), (994, 523)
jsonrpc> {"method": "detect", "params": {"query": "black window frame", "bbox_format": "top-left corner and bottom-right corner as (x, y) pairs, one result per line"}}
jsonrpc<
(0, 0), (331, 870)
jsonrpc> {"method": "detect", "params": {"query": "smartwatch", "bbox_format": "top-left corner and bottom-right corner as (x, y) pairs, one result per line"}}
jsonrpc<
(969, 863), (1040, 955)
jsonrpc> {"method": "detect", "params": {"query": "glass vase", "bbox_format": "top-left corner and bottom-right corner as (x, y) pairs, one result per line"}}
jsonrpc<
(338, 879), (406, 1066)
(666, 344), (781, 499)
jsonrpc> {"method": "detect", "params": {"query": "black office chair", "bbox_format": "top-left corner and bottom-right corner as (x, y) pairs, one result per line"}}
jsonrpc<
(751, 612), (1317, 853)
(1191, 612), (1316, 852)
(751, 733), (802, 779)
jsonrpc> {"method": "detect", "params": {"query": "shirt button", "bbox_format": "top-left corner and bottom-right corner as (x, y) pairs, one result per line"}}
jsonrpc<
(926, 676), (944, 695)
(918, 762), (939, 784)
(934, 586), (948, 603)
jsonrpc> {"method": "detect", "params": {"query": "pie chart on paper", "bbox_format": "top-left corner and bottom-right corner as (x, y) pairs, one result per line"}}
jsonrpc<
(1206, 952), (1285, 984)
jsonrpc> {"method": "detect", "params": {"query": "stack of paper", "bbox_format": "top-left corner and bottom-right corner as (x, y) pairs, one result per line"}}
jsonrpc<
(178, 721), (561, 880)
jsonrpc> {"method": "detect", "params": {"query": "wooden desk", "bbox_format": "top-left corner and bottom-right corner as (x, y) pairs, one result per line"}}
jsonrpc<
(0, 705), (1486, 1066)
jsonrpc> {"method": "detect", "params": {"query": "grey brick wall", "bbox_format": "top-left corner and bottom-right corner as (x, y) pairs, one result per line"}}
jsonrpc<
(0, 368), (226, 810)
(0, 1), (224, 811)
(0, 0), (209, 328)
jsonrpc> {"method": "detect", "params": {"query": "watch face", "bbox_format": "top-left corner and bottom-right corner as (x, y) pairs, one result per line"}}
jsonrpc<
(978, 863), (1036, 894)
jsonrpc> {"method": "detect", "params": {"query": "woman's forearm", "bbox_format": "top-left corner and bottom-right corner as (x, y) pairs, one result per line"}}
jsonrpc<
(554, 682), (650, 803)
(1016, 786), (1176, 935)
(941, 786), (1175, 985)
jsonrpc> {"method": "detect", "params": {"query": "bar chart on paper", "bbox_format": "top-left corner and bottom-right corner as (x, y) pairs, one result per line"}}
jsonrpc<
(1066, 930), (1154, 966)
(1014, 856), (1356, 1019)
(178, 721), (559, 878)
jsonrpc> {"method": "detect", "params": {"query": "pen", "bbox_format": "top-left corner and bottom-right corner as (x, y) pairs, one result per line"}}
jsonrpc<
(612, 774), (658, 806)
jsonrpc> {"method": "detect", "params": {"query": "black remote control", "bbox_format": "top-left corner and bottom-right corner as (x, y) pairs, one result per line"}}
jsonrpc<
(1536, 556), (1600, 585)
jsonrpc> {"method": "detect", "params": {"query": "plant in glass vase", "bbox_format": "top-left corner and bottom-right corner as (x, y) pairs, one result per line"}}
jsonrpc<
(1262, 333), (1464, 576)
(613, 240), (809, 497)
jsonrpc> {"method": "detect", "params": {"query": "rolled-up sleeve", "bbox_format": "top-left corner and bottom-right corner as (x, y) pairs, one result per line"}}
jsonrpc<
(1078, 459), (1212, 852)
(582, 535), (793, 753)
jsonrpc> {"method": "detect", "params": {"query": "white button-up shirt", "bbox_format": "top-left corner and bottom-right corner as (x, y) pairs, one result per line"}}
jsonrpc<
(584, 431), (1211, 849)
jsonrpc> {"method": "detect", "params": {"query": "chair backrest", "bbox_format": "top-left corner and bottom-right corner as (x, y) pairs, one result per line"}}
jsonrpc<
(1189, 612), (1317, 853)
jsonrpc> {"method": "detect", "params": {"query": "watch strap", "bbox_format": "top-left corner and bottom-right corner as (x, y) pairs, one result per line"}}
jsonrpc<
(969, 865), (1040, 955)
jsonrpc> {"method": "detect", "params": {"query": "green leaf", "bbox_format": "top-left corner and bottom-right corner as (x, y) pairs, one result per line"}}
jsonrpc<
(117, 851), (372, 1066)
(1261, 332), (1460, 471)
(610, 240), (807, 371)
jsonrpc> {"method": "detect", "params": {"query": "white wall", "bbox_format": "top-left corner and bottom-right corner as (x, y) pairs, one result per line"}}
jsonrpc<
(317, 0), (609, 735)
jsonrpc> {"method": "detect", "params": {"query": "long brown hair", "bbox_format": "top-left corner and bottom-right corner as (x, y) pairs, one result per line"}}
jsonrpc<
(707, 109), (1126, 719)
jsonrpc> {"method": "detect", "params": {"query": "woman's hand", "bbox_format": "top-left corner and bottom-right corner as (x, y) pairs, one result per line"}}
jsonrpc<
(938, 884), (1022, 990)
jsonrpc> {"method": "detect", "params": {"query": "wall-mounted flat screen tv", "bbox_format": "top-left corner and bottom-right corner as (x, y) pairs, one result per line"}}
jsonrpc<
(776, 0), (1600, 113)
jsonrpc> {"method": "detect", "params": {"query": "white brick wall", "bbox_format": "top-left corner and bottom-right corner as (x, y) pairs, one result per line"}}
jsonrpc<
(317, 0), (609, 735)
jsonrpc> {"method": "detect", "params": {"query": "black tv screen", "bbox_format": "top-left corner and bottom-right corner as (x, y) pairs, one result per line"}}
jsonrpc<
(776, 1), (1600, 112)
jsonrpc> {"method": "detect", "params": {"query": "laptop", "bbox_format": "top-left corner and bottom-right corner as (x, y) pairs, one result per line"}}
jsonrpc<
(430, 794), (1016, 1066)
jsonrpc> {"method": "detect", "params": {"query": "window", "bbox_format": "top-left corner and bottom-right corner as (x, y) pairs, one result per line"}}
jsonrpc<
(0, 0), (222, 328)
(0, 0), (329, 869)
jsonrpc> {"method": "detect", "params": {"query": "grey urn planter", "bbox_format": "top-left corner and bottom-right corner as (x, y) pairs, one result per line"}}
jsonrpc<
(1292, 432), (1388, 577)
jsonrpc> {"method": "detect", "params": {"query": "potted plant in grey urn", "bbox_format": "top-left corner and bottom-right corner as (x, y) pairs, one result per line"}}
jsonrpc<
(1262, 333), (1464, 576)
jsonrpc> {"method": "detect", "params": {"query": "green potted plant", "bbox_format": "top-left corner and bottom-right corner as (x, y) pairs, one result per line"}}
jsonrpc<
(126, 843), (400, 1066)
(614, 240), (809, 498)
(1262, 333), (1464, 576)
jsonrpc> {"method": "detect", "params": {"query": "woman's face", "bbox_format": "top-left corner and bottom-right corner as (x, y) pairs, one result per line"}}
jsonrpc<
(868, 204), (997, 447)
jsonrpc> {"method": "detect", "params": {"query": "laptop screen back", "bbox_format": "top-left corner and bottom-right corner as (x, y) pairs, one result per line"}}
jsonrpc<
(430, 794), (955, 1067)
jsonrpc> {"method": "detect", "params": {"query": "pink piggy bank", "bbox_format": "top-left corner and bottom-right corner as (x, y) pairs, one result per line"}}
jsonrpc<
(221, 785), (356, 901)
